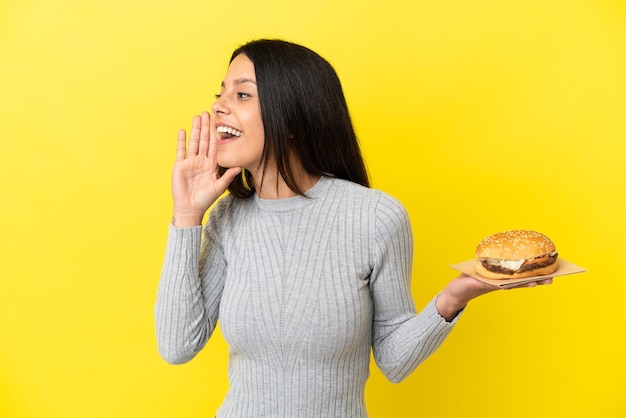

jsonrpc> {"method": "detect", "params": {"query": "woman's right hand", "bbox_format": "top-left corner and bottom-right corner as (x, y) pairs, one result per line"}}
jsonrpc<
(171, 111), (240, 227)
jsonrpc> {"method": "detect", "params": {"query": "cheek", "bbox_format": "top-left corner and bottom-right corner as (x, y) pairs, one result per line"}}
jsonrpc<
(249, 117), (264, 141)
(247, 119), (265, 152)
(247, 106), (264, 138)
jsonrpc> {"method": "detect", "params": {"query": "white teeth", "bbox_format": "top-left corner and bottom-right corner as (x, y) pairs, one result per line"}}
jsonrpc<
(216, 126), (243, 137)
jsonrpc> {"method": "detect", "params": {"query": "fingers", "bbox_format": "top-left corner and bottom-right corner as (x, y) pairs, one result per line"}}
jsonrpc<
(198, 111), (211, 156)
(188, 115), (201, 156)
(208, 111), (220, 163)
(176, 129), (187, 162)
(180, 112), (211, 160)
(506, 277), (553, 290)
(525, 278), (553, 287)
(220, 167), (242, 186)
(207, 167), (241, 200)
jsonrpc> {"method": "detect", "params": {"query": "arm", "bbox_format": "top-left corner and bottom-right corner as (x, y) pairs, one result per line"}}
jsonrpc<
(369, 196), (457, 383)
(154, 112), (239, 364)
(155, 215), (229, 364)
(369, 197), (553, 381)
(155, 224), (209, 364)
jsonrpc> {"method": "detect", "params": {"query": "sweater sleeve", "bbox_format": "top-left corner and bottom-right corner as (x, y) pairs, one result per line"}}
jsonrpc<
(369, 195), (460, 383)
(154, 204), (228, 364)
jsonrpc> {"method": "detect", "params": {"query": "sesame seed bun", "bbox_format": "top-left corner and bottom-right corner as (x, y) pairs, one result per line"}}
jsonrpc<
(474, 230), (559, 280)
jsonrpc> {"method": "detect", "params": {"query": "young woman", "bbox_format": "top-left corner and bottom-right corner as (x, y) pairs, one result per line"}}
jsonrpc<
(155, 39), (551, 417)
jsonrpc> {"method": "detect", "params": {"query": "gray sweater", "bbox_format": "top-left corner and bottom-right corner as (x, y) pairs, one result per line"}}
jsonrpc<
(155, 176), (459, 417)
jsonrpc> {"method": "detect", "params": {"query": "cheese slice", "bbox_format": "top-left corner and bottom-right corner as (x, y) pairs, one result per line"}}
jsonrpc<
(482, 258), (525, 271)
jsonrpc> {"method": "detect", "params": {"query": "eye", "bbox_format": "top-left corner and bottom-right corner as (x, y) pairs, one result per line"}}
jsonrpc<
(237, 92), (251, 99)
(214, 93), (221, 99)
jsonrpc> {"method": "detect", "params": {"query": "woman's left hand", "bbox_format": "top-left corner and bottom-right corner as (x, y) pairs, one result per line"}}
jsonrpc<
(435, 274), (553, 322)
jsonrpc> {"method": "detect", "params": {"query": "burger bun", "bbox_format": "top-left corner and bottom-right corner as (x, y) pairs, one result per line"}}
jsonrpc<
(475, 230), (559, 280)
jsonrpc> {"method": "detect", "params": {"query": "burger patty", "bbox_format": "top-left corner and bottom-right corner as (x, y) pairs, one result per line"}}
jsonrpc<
(481, 253), (558, 274)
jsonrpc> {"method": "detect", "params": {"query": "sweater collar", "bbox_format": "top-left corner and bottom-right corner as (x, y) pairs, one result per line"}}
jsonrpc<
(254, 176), (332, 212)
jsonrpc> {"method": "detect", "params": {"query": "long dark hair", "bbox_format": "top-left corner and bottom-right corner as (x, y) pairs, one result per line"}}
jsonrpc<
(219, 39), (369, 198)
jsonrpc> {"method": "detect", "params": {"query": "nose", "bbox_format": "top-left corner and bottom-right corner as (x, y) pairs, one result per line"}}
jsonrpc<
(211, 94), (229, 115)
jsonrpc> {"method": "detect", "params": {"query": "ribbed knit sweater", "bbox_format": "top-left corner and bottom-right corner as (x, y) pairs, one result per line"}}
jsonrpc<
(155, 176), (460, 417)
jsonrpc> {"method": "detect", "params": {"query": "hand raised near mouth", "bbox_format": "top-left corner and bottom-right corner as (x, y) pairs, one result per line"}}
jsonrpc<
(171, 111), (241, 227)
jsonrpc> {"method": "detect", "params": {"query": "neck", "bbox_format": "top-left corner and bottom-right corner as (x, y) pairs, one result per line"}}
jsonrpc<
(251, 158), (320, 199)
(254, 171), (320, 200)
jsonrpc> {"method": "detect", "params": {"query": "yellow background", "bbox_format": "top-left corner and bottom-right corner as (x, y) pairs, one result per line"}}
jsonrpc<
(1, 0), (625, 417)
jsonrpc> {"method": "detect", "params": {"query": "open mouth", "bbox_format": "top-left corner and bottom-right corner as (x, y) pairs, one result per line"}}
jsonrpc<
(216, 125), (243, 139)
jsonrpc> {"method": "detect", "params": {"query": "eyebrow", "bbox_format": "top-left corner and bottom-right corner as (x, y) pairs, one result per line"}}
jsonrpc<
(221, 77), (257, 87)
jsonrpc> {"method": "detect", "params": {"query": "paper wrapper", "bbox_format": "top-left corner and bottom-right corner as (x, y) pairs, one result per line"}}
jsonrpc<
(450, 258), (586, 289)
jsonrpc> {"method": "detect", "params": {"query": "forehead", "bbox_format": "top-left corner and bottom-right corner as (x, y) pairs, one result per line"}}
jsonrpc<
(223, 54), (257, 85)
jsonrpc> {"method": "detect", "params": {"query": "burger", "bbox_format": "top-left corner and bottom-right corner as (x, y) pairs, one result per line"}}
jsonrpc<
(474, 230), (559, 279)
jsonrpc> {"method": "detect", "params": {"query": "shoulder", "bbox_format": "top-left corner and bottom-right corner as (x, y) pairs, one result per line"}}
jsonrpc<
(205, 193), (254, 236)
(326, 178), (399, 203)
(325, 178), (410, 233)
(329, 178), (407, 216)
(210, 193), (255, 215)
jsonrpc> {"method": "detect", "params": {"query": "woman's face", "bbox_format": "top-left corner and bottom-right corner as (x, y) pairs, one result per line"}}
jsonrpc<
(211, 53), (266, 174)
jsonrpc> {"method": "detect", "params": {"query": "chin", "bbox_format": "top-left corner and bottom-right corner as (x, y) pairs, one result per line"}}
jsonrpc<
(216, 152), (239, 169)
